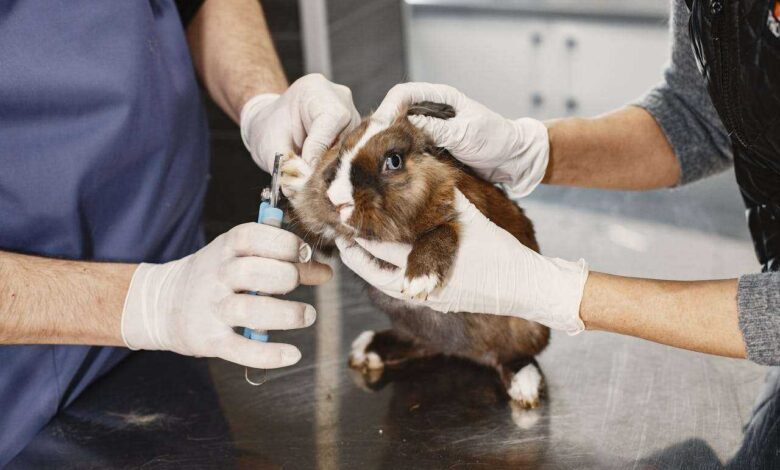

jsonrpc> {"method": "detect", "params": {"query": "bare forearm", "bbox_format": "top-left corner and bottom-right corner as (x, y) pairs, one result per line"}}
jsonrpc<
(187, 0), (288, 122)
(543, 106), (680, 190)
(0, 251), (134, 346)
(580, 272), (746, 359)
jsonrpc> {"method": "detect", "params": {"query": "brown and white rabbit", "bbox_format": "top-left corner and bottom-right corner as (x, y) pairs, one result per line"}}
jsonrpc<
(280, 102), (549, 408)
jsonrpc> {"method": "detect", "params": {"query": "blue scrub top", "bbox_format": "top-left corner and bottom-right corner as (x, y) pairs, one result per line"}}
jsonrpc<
(0, 1), (209, 463)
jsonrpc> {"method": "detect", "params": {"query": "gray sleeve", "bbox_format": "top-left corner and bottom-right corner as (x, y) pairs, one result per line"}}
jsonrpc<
(738, 273), (780, 365)
(633, 0), (733, 185)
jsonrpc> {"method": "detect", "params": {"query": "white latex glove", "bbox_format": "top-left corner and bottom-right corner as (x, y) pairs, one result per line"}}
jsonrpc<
(121, 223), (332, 368)
(335, 191), (589, 334)
(240, 73), (361, 172)
(373, 82), (549, 198)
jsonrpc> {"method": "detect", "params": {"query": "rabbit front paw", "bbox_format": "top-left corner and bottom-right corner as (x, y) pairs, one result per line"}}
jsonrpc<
(279, 153), (313, 199)
(401, 272), (441, 300)
(399, 223), (456, 300)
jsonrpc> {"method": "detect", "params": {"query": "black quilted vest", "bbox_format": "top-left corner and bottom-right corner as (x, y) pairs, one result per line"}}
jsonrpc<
(687, 0), (780, 271)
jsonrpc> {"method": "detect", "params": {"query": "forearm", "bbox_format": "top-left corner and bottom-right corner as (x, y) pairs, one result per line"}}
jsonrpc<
(0, 251), (134, 346)
(580, 272), (746, 359)
(543, 106), (680, 190)
(187, 0), (287, 122)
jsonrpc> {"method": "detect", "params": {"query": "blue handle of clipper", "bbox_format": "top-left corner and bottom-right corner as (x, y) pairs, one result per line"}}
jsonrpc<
(258, 201), (284, 227)
(243, 201), (285, 343)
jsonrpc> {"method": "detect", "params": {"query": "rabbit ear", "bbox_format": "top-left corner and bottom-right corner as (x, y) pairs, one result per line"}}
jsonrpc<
(406, 101), (456, 120)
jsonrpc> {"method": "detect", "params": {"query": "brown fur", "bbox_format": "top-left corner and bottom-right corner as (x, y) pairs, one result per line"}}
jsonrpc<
(282, 102), (549, 407)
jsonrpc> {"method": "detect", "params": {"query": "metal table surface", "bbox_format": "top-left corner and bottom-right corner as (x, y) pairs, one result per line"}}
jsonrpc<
(10, 181), (778, 469)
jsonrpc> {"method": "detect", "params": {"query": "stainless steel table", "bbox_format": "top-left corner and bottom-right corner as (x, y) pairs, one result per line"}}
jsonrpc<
(10, 178), (775, 469)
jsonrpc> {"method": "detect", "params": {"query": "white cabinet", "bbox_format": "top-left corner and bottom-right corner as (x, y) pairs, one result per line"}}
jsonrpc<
(404, 5), (670, 120)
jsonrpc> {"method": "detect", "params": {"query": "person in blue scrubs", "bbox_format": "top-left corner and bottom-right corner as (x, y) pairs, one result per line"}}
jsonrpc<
(0, 1), (356, 463)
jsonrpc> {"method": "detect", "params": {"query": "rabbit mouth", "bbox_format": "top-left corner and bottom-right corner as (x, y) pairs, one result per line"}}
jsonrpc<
(332, 203), (358, 235)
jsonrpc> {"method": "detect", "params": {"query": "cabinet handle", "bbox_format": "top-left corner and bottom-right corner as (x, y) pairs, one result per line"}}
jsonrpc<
(531, 93), (544, 108)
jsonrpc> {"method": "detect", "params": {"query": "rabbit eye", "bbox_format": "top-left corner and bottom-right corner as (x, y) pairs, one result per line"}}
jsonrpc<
(383, 153), (403, 172)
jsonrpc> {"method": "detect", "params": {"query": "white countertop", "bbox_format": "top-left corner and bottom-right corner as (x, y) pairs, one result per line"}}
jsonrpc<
(405, 0), (670, 21)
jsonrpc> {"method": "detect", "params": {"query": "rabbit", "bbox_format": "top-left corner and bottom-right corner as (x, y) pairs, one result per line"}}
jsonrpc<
(279, 101), (550, 408)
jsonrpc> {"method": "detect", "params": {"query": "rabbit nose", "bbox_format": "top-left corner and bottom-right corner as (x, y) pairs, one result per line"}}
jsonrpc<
(334, 203), (355, 223)
(326, 181), (352, 208)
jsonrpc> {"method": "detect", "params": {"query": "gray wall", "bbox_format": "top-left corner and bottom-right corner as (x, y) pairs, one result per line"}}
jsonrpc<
(326, 0), (406, 113)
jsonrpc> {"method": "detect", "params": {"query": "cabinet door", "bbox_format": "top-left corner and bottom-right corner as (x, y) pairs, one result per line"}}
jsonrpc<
(405, 10), (548, 118)
(544, 20), (670, 118)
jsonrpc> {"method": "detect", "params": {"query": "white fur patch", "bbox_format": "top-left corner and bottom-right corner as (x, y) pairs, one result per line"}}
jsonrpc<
(348, 330), (384, 370)
(402, 273), (440, 300)
(507, 363), (542, 408)
(365, 352), (384, 370)
(327, 158), (353, 209)
(326, 120), (390, 222)
(321, 226), (337, 240)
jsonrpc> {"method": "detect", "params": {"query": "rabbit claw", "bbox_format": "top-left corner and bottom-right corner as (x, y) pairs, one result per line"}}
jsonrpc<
(279, 153), (312, 199)
(401, 273), (440, 300)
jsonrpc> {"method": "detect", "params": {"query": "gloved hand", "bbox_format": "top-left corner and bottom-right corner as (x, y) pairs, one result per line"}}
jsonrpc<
(373, 83), (549, 198)
(336, 191), (589, 334)
(241, 73), (361, 173)
(121, 223), (332, 368)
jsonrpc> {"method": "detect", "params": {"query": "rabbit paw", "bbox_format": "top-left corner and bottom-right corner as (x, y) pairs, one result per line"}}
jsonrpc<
(507, 363), (543, 409)
(279, 153), (312, 199)
(347, 366), (384, 391)
(401, 273), (440, 300)
(348, 330), (384, 371)
(401, 225), (455, 300)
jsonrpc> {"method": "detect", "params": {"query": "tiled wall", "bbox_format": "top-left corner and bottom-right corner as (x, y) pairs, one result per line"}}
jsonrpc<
(202, 0), (304, 241)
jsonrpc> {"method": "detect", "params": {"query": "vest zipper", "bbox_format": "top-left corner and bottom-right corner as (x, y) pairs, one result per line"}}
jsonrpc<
(711, 0), (751, 147)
